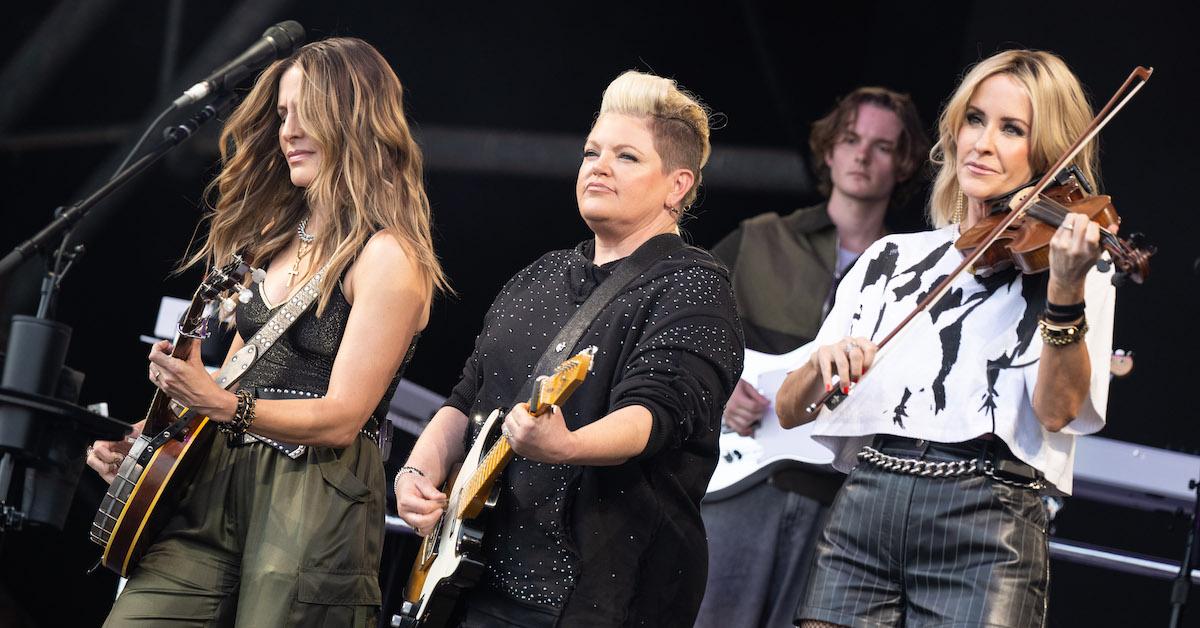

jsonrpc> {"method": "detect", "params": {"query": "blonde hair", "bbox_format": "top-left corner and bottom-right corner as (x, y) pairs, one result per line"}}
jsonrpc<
(928, 49), (1098, 227)
(596, 70), (711, 209)
(184, 37), (448, 313)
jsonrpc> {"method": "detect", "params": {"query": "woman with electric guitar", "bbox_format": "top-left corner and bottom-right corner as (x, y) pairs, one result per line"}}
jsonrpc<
(394, 71), (744, 627)
(85, 37), (445, 626)
(776, 50), (1153, 628)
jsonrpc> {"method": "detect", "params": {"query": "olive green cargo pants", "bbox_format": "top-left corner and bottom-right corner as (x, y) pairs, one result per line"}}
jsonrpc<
(103, 433), (385, 627)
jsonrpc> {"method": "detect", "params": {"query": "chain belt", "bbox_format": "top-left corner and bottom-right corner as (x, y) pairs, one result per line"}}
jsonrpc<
(857, 446), (1046, 490)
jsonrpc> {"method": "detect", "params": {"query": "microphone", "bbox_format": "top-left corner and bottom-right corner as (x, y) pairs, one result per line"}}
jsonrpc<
(172, 20), (306, 108)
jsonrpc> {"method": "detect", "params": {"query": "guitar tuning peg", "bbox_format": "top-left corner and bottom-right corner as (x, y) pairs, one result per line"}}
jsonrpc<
(251, 267), (268, 284)
(238, 287), (253, 304)
(221, 297), (238, 313)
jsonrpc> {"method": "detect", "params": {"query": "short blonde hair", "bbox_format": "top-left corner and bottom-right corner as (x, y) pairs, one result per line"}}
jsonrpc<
(928, 49), (1098, 227)
(597, 70), (711, 209)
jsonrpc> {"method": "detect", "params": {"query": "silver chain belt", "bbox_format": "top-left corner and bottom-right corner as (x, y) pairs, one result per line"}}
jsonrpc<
(857, 446), (1045, 490)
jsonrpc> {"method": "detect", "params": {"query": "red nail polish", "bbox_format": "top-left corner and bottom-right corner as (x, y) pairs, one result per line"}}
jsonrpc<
(842, 386), (850, 394)
(825, 384), (832, 393)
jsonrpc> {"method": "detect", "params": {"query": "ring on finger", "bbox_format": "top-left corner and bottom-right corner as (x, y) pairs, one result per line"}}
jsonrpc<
(501, 426), (512, 440)
(152, 368), (162, 382)
(845, 342), (859, 353)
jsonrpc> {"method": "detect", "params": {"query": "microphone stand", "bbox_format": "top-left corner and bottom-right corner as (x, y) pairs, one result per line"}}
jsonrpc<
(0, 92), (239, 533)
(0, 93), (238, 280)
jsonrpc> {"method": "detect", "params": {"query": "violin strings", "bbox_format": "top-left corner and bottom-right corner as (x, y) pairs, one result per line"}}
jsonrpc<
(1028, 196), (1120, 247)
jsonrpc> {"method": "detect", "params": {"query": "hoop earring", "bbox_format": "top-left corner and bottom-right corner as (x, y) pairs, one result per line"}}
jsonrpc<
(952, 191), (965, 224)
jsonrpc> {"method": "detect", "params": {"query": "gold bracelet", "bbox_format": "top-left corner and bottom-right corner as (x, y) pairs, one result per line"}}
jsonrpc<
(1038, 315), (1088, 347)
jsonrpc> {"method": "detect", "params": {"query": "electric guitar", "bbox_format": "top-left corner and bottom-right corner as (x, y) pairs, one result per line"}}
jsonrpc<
(90, 255), (250, 576)
(706, 345), (1135, 502)
(398, 346), (597, 627)
(706, 343), (833, 502)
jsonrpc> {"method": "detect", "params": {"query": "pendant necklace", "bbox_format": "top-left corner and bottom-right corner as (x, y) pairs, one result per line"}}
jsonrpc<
(287, 217), (316, 287)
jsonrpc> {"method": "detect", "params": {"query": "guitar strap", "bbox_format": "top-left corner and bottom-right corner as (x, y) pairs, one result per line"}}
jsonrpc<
(166, 261), (332, 458)
(513, 233), (685, 407)
(213, 260), (332, 390)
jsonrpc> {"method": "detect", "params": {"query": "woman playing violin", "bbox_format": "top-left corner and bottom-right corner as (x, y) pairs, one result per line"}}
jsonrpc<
(776, 49), (1116, 628)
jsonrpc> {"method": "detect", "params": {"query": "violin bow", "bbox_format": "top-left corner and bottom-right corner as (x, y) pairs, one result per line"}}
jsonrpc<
(803, 65), (1153, 416)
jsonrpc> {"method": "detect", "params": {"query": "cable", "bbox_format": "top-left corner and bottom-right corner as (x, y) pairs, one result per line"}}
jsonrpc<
(111, 103), (178, 179)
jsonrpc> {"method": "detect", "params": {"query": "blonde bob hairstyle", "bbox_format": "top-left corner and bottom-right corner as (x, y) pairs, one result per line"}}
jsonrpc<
(185, 37), (448, 313)
(928, 49), (1098, 228)
(596, 70), (712, 210)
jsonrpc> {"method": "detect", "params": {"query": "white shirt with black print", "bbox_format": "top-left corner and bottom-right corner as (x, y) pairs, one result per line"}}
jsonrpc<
(806, 224), (1114, 494)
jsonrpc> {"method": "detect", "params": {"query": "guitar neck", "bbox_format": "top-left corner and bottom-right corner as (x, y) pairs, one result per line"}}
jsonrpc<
(143, 332), (196, 433)
(453, 346), (595, 520)
(456, 435), (515, 519)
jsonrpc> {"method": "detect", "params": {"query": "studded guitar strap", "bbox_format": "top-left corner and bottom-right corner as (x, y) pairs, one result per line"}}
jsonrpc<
(167, 261), (331, 453)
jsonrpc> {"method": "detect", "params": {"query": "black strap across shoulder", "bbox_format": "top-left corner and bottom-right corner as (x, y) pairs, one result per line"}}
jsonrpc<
(514, 233), (685, 406)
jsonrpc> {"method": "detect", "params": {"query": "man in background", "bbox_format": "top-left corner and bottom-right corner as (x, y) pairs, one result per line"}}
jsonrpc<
(697, 87), (929, 628)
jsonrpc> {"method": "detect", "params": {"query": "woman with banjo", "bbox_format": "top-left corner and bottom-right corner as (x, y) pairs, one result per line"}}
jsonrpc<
(86, 37), (444, 626)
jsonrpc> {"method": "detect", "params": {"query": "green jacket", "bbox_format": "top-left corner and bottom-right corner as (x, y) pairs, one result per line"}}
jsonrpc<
(711, 204), (838, 354)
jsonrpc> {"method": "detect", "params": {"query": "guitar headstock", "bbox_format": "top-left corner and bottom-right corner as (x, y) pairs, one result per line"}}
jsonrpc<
(529, 346), (597, 415)
(177, 253), (252, 340)
(199, 253), (251, 301)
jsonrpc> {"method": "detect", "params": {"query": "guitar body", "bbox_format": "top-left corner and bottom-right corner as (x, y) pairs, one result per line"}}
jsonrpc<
(91, 406), (215, 576)
(89, 254), (250, 576)
(398, 346), (597, 628)
(400, 409), (503, 627)
(705, 344), (835, 502)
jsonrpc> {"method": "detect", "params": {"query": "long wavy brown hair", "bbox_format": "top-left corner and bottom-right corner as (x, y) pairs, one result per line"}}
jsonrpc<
(184, 37), (448, 313)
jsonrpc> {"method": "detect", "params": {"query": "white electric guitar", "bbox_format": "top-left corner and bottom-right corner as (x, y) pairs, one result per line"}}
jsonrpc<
(705, 342), (835, 502)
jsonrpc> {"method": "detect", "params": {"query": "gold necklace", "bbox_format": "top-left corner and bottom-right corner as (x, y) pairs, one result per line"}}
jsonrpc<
(286, 217), (316, 287)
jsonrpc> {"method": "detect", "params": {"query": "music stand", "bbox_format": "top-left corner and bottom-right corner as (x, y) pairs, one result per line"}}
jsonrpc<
(0, 385), (129, 531)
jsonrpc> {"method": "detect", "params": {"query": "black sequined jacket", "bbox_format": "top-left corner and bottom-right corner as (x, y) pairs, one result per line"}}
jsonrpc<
(445, 233), (744, 627)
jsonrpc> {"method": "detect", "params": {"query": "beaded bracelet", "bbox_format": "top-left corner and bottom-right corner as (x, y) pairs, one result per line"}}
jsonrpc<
(394, 465), (426, 496)
(1038, 315), (1089, 347)
(218, 390), (257, 437)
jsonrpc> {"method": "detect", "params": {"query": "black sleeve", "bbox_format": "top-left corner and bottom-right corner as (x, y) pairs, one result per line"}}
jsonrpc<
(709, 225), (744, 273)
(443, 257), (535, 417)
(444, 333), (483, 417)
(608, 270), (744, 460)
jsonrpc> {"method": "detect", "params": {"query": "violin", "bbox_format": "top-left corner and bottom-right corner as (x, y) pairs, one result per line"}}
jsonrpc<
(954, 166), (1155, 285)
(801, 65), (1155, 417)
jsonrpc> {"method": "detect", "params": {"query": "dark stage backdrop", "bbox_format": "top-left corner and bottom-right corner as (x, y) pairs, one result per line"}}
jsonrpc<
(0, 2), (1197, 626)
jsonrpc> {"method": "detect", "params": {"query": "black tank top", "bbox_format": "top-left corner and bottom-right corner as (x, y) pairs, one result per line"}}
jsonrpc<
(234, 277), (416, 421)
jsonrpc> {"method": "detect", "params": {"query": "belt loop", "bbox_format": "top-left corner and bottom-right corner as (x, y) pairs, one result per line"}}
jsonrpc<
(976, 436), (992, 473)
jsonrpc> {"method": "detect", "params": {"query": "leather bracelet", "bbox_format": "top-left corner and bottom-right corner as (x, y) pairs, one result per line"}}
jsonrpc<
(1045, 300), (1086, 324)
(1039, 314), (1088, 347)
